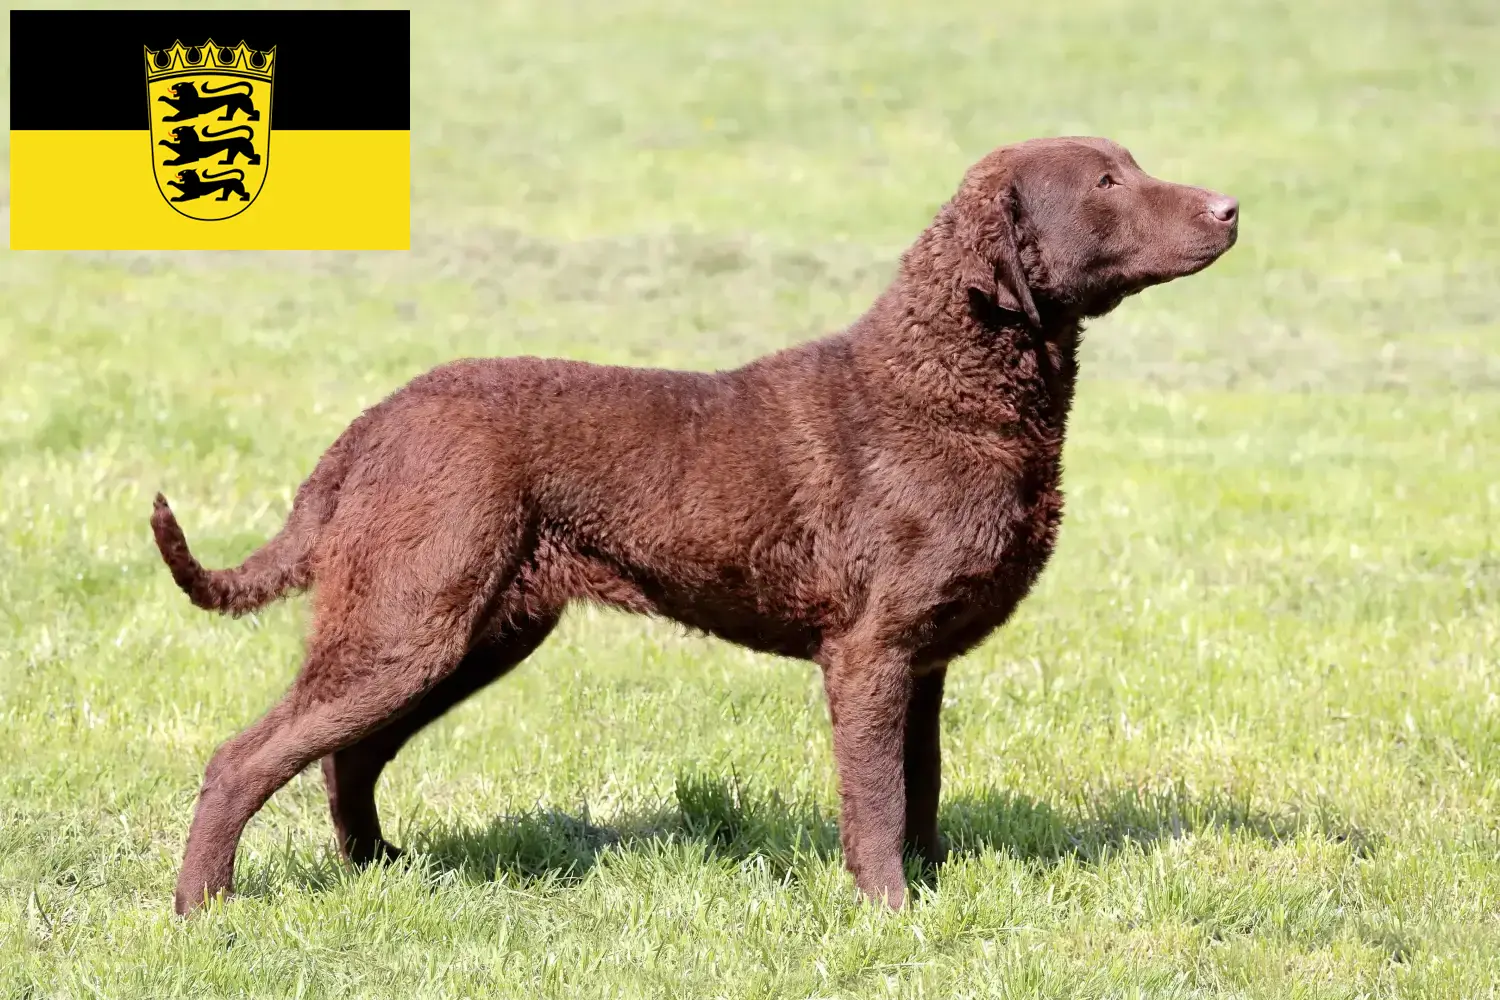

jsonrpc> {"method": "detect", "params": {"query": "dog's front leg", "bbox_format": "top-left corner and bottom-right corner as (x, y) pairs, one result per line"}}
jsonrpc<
(904, 664), (948, 868)
(820, 634), (913, 909)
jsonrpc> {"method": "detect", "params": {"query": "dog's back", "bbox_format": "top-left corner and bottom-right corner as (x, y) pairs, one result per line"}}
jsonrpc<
(306, 345), (862, 657)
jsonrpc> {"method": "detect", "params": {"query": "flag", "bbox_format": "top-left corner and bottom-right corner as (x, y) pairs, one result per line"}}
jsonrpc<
(10, 9), (410, 250)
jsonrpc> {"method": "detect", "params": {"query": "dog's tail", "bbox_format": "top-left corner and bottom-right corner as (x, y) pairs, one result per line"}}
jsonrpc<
(151, 417), (366, 616)
(150, 493), (316, 615)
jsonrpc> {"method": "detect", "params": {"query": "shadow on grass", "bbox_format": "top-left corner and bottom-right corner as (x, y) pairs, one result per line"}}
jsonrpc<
(324, 773), (1379, 893)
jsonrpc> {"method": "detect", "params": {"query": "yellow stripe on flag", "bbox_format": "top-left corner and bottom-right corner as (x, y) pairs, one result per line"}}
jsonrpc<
(10, 130), (409, 250)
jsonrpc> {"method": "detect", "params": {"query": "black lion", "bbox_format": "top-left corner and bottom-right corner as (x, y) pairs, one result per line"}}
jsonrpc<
(158, 81), (260, 123)
(159, 124), (260, 167)
(166, 167), (251, 203)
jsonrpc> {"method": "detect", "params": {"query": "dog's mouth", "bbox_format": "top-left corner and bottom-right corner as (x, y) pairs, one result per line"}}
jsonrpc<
(1109, 236), (1236, 300)
(1176, 231), (1238, 276)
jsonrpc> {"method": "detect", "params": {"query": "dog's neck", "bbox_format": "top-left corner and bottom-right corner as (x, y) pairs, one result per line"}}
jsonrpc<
(848, 230), (1081, 445)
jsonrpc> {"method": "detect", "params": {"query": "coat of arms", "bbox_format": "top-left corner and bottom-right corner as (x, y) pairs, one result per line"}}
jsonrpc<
(145, 39), (275, 220)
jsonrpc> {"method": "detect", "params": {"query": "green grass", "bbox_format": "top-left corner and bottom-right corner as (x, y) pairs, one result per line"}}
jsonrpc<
(3, 0), (1499, 995)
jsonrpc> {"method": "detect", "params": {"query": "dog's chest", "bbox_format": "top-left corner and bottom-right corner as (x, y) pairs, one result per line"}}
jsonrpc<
(910, 432), (1069, 664)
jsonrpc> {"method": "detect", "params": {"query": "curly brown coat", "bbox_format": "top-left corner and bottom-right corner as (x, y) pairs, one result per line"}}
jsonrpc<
(154, 136), (1238, 914)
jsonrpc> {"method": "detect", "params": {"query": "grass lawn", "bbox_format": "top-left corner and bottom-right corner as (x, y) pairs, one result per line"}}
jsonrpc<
(3, 0), (1498, 996)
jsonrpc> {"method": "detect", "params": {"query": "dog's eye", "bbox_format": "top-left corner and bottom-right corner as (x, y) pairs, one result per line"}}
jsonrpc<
(1097, 173), (1116, 189)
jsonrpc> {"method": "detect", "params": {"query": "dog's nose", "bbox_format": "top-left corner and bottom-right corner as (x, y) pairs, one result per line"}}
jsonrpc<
(1207, 195), (1238, 225)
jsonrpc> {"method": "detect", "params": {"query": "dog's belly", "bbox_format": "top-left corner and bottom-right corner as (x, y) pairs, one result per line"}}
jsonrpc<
(667, 602), (823, 659)
(520, 541), (826, 660)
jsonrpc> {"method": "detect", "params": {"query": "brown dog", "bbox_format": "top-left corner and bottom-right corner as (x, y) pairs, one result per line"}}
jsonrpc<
(153, 136), (1237, 914)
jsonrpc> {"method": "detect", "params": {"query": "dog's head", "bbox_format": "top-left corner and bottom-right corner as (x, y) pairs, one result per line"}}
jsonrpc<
(948, 136), (1237, 325)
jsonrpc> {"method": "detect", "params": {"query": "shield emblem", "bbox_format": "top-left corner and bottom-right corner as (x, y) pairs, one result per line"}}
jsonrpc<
(145, 39), (275, 221)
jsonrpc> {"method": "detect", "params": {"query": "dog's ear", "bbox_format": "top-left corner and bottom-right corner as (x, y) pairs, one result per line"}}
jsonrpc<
(956, 181), (1041, 329)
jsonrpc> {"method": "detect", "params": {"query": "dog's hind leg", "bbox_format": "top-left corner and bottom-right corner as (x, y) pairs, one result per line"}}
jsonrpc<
(174, 493), (529, 914)
(173, 624), (483, 914)
(321, 610), (561, 865)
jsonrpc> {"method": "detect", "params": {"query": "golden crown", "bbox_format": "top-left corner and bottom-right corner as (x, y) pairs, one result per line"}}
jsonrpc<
(145, 39), (276, 82)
